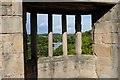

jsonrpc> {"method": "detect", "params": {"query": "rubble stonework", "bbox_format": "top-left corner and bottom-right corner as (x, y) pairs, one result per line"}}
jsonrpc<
(0, 0), (120, 79)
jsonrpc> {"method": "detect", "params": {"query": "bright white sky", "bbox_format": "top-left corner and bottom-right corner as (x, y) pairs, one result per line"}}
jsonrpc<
(26, 13), (92, 34)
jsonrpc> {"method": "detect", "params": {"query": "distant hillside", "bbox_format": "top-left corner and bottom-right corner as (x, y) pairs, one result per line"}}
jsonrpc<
(26, 30), (92, 59)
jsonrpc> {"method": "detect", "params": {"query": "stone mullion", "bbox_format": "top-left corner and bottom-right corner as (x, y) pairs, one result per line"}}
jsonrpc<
(62, 14), (68, 56)
(48, 13), (53, 57)
(75, 14), (82, 55)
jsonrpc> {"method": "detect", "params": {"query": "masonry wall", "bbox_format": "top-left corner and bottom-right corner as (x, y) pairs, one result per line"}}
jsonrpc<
(36, 3), (120, 78)
(0, 0), (24, 79)
(36, 55), (97, 78)
(93, 3), (120, 78)
(0, 0), (120, 79)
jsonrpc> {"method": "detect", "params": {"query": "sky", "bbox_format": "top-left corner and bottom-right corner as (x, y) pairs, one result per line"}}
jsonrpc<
(26, 13), (92, 34)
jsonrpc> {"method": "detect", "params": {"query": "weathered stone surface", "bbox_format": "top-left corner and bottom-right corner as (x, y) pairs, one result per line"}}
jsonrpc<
(12, 2), (22, 16)
(96, 57), (118, 78)
(1, 16), (23, 33)
(93, 44), (112, 57)
(2, 34), (23, 53)
(94, 21), (112, 34)
(96, 57), (113, 78)
(93, 3), (120, 79)
(102, 33), (112, 44)
(0, 51), (3, 69)
(2, 2), (12, 6)
(13, 34), (23, 53)
(2, 34), (13, 53)
(111, 22), (119, 32)
(3, 53), (24, 78)
(110, 44), (119, 78)
(0, 69), (3, 80)
(112, 33), (118, 43)
(0, 17), (2, 33)
(0, 5), (2, 16)
(94, 33), (102, 44)
(0, 0), (120, 79)
(38, 55), (97, 78)
(2, 6), (12, 16)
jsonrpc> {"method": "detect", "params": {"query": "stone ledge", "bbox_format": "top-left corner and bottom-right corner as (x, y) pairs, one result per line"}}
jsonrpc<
(38, 55), (95, 63)
(37, 55), (97, 78)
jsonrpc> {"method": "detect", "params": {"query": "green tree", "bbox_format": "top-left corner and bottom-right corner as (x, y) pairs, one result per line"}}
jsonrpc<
(82, 30), (92, 55)
(26, 30), (93, 59)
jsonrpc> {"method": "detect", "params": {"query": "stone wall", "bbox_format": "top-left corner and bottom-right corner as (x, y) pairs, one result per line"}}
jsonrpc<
(93, 3), (120, 78)
(0, 0), (120, 79)
(35, 2), (120, 78)
(36, 55), (97, 78)
(0, 0), (24, 79)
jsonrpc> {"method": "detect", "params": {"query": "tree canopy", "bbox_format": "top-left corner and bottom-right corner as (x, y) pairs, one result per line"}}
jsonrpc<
(26, 30), (92, 60)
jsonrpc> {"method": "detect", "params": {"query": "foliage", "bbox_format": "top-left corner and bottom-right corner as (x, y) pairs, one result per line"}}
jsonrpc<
(37, 35), (48, 57)
(82, 30), (92, 55)
(26, 30), (92, 59)
(67, 34), (75, 55)
(53, 45), (63, 56)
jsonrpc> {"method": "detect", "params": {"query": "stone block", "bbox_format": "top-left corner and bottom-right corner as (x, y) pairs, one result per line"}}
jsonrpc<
(96, 62), (118, 78)
(38, 61), (54, 78)
(96, 57), (112, 68)
(1, 16), (23, 33)
(0, 5), (2, 16)
(93, 44), (112, 57)
(12, 0), (22, 2)
(118, 27), (120, 33)
(112, 44), (119, 59)
(111, 44), (119, 73)
(38, 55), (97, 78)
(1, 16), (12, 33)
(12, 16), (23, 33)
(3, 40), (13, 53)
(94, 33), (102, 44)
(0, 51), (3, 69)
(2, 2), (12, 6)
(3, 53), (24, 78)
(2, 6), (12, 16)
(111, 22), (119, 32)
(0, 69), (3, 80)
(78, 56), (97, 78)
(96, 57), (114, 78)
(2, 34), (23, 53)
(117, 4), (120, 20)
(94, 21), (112, 34)
(0, 17), (2, 33)
(2, 34), (14, 53)
(12, 2), (22, 16)
(103, 33), (112, 44)
(13, 33), (23, 53)
(112, 33), (118, 44)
